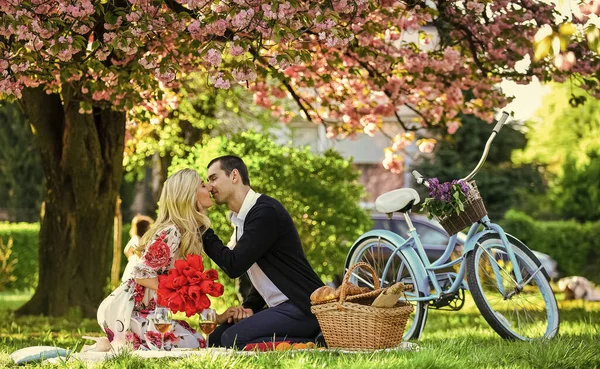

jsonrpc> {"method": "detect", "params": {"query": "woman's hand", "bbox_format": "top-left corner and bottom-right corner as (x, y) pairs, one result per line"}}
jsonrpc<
(216, 306), (254, 324)
(135, 277), (159, 290)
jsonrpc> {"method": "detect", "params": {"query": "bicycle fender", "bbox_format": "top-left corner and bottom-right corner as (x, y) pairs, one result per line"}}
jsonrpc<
(464, 229), (499, 255)
(346, 230), (431, 297)
(464, 230), (551, 281)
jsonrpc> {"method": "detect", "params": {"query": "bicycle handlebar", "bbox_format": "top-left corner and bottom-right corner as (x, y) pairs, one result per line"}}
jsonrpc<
(462, 111), (509, 181)
(493, 111), (509, 133)
(411, 111), (510, 184)
(411, 170), (429, 187)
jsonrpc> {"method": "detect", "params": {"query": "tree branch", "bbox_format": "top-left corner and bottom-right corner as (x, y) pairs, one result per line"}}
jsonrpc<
(249, 46), (316, 123)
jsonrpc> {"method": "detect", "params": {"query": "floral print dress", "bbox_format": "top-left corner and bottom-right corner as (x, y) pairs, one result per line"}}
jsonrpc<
(97, 225), (205, 350)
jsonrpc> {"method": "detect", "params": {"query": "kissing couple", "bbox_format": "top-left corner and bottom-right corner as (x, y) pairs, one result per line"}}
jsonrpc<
(97, 155), (324, 350)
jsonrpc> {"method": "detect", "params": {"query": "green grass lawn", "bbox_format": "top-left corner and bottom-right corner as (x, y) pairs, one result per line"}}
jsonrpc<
(1, 290), (599, 368)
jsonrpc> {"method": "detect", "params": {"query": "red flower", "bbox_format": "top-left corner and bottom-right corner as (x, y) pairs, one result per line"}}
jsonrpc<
(186, 270), (204, 285)
(172, 274), (188, 288)
(186, 254), (204, 273)
(197, 279), (225, 297)
(178, 285), (189, 296)
(198, 279), (214, 294)
(167, 267), (182, 278)
(188, 285), (203, 303)
(182, 266), (198, 280)
(156, 254), (221, 316)
(158, 290), (186, 312)
(174, 259), (188, 273)
(195, 295), (210, 311)
(184, 297), (197, 317)
(143, 236), (171, 269)
(189, 285), (210, 311)
(203, 269), (218, 281)
(158, 274), (174, 290)
(211, 282), (224, 297)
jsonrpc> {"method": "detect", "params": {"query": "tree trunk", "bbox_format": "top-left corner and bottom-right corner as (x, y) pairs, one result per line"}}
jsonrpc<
(17, 86), (125, 317)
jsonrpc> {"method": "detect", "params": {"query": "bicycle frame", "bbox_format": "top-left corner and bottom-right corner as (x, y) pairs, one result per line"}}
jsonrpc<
(378, 212), (527, 303)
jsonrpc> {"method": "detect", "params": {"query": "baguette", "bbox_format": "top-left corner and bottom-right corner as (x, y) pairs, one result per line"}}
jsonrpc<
(371, 282), (405, 308)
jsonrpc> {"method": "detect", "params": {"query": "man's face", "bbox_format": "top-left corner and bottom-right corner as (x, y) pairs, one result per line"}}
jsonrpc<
(207, 161), (234, 205)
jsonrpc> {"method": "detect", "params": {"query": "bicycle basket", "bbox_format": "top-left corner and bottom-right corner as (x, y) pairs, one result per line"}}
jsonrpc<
(310, 262), (413, 351)
(436, 181), (487, 235)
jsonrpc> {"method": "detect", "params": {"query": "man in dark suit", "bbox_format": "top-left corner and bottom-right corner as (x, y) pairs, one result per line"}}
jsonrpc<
(203, 155), (324, 349)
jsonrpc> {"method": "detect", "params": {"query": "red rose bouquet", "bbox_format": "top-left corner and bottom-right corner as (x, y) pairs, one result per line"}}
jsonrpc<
(156, 254), (224, 317)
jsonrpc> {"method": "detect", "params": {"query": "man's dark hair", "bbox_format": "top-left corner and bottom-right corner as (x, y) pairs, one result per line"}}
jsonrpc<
(208, 155), (251, 186)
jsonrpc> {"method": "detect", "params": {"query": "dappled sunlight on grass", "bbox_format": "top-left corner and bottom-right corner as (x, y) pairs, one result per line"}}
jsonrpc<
(0, 291), (599, 368)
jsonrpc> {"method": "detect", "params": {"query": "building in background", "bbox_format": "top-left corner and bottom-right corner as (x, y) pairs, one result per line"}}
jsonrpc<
(274, 114), (419, 208)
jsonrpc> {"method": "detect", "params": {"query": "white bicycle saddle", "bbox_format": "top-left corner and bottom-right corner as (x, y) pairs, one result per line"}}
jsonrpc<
(375, 188), (421, 214)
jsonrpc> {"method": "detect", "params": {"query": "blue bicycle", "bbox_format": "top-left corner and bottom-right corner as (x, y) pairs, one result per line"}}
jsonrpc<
(345, 112), (560, 341)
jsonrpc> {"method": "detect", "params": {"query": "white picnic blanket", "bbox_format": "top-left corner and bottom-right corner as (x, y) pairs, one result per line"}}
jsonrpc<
(43, 348), (244, 366)
(41, 342), (420, 366)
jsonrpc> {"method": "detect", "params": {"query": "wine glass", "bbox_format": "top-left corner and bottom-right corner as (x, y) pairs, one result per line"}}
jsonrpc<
(151, 306), (172, 350)
(198, 308), (217, 348)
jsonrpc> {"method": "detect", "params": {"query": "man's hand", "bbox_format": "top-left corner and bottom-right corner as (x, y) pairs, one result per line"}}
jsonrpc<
(217, 306), (254, 324)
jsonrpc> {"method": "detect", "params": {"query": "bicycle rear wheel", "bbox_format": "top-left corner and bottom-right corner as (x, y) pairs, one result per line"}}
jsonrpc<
(345, 237), (427, 340)
(466, 233), (559, 340)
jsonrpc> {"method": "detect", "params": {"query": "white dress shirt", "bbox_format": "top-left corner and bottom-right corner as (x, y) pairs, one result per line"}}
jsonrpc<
(229, 189), (288, 307)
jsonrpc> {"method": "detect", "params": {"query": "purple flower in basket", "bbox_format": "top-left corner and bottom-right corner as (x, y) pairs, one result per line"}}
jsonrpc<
(422, 178), (472, 220)
(451, 179), (470, 196)
(428, 178), (468, 201)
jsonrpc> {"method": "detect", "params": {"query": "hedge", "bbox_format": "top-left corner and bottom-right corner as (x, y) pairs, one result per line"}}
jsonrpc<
(501, 210), (600, 283)
(0, 222), (133, 291)
(0, 222), (39, 291)
(9, 211), (598, 290)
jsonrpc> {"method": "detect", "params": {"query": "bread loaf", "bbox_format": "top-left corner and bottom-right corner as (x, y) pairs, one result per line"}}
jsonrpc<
(335, 283), (370, 298)
(310, 286), (336, 303)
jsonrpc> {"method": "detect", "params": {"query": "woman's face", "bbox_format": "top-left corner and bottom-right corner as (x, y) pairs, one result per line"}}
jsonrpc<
(196, 179), (214, 212)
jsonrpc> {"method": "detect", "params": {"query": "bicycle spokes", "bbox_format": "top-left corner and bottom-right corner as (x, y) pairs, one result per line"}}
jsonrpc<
(473, 243), (555, 339)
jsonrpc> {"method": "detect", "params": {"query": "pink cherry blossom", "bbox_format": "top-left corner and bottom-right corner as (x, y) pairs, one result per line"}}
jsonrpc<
(205, 49), (222, 67)
(0, 0), (596, 173)
(383, 151), (404, 174)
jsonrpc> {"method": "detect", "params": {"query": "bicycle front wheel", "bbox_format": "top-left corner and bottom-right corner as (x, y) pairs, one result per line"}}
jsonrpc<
(345, 237), (427, 340)
(466, 233), (559, 340)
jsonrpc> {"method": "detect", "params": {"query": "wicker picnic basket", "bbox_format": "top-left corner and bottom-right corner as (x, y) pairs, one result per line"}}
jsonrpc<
(311, 262), (413, 351)
(436, 181), (487, 235)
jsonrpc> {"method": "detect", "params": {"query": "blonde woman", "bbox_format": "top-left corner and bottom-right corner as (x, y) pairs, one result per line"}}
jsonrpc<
(97, 169), (215, 351)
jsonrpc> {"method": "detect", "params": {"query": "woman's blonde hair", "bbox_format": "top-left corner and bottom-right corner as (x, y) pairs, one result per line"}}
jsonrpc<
(138, 169), (211, 257)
